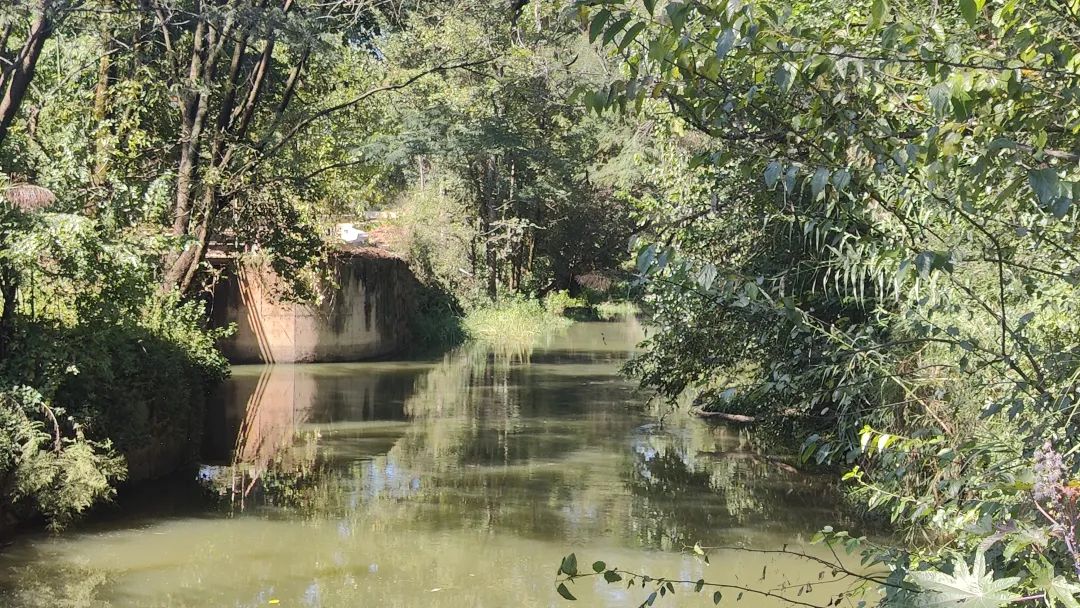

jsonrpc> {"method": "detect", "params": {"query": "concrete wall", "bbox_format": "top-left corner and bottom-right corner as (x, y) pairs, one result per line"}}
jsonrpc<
(211, 251), (419, 363)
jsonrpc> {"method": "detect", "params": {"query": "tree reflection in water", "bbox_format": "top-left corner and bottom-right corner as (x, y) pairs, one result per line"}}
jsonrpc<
(206, 317), (844, 553)
(0, 320), (855, 608)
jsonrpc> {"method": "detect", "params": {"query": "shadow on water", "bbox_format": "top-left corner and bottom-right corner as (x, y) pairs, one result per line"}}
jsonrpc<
(0, 316), (858, 607)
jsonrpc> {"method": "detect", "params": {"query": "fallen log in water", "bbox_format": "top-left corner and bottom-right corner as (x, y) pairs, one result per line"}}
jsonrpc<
(689, 408), (757, 423)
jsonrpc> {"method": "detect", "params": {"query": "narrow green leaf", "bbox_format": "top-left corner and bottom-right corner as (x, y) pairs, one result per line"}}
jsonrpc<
(603, 16), (632, 45)
(589, 10), (612, 43)
(811, 167), (830, 199)
(831, 169), (851, 191)
(618, 22), (647, 51)
(643, 0), (656, 15)
(773, 64), (794, 93)
(1052, 196), (1073, 219)
(697, 263), (718, 290)
(713, 590), (723, 604)
(783, 166), (798, 192)
(764, 161), (782, 187)
(557, 583), (577, 601)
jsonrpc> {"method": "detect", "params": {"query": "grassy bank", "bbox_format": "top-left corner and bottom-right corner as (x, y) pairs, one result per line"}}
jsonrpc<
(462, 297), (572, 347)
(595, 300), (639, 320)
(408, 283), (642, 356)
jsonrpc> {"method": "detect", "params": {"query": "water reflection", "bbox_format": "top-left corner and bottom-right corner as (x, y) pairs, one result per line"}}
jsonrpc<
(0, 318), (855, 607)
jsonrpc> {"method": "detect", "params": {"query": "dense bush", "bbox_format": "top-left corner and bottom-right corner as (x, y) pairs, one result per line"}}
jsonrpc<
(0, 385), (124, 530)
(0, 202), (229, 531)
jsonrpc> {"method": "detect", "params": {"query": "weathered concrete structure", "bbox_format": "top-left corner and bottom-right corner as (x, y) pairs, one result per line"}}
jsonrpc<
(211, 250), (419, 363)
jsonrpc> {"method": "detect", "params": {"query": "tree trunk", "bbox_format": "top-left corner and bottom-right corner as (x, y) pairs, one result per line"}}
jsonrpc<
(89, 4), (117, 206)
(163, 189), (215, 293)
(162, 6), (232, 292)
(0, 268), (19, 359)
(483, 157), (498, 301)
(0, 0), (53, 150)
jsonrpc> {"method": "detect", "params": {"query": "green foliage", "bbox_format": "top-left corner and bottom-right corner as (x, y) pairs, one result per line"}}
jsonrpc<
(374, 0), (635, 302)
(392, 187), (485, 306)
(544, 289), (586, 316)
(408, 283), (467, 351)
(0, 199), (229, 530)
(905, 551), (1020, 607)
(595, 300), (640, 320)
(572, 0), (1080, 601)
(1, 0), (401, 295)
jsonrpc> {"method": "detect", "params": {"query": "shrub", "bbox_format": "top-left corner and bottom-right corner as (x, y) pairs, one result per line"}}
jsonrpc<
(0, 207), (231, 531)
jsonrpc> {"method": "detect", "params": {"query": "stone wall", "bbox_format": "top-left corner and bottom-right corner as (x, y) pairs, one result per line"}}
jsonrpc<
(211, 250), (419, 363)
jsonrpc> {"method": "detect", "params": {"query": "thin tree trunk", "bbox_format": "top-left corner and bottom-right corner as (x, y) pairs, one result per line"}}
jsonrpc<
(484, 157), (498, 301)
(89, 4), (117, 205)
(164, 185), (219, 292)
(0, 0), (53, 150)
(163, 5), (235, 291)
(0, 269), (19, 359)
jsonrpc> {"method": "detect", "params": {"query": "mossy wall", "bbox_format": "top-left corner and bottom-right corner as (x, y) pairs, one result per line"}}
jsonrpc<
(211, 251), (420, 363)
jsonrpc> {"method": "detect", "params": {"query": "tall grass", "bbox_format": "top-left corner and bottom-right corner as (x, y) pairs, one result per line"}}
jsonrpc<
(595, 300), (640, 320)
(462, 298), (571, 347)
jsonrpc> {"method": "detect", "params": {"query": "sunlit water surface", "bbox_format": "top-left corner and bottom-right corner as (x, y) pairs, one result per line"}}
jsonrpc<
(0, 319), (857, 607)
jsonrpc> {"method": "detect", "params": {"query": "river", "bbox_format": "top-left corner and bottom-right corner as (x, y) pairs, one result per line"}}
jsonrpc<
(0, 318), (857, 607)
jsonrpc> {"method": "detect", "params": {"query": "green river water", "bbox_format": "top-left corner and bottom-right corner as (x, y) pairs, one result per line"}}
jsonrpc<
(0, 319), (857, 607)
